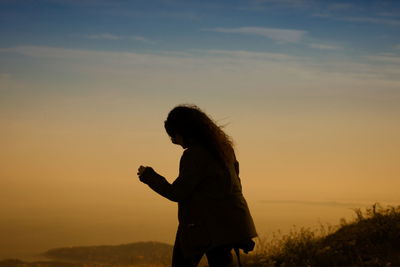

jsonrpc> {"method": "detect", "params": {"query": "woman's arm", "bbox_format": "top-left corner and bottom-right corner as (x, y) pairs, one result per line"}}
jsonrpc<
(139, 147), (206, 202)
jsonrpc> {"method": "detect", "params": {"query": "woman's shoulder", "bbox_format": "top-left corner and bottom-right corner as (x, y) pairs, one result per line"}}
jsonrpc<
(183, 145), (210, 158)
(179, 146), (213, 170)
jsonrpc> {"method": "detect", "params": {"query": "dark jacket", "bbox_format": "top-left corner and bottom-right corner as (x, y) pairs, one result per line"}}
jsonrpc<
(140, 145), (257, 257)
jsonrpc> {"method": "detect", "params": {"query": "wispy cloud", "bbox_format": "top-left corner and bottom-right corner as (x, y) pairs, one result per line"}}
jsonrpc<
(0, 45), (296, 67)
(252, 0), (309, 8)
(86, 33), (121, 40)
(209, 27), (307, 43)
(85, 33), (156, 44)
(341, 16), (400, 26)
(327, 3), (355, 11)
(2, 45), (400, 106)
(2, 45), (400, 89)
(308, 43), (342, 51)
(130, 36), (156, 44)
(209, 27), (343, 51)
(205, 49), (295, 61)
(313, 13), (400, 26)
(377, 12), (400, 17)
(244, 0), (353, 11)
(365, 54), (400, 65)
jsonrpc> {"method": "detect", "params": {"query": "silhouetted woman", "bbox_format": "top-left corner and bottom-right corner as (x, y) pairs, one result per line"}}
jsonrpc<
(137, 104), (257, 267)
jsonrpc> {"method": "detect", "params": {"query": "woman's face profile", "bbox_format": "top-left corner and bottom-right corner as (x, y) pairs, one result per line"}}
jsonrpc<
(171, 134), (186, 148)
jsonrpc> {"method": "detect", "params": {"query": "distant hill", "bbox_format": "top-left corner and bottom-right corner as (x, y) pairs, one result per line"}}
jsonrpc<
(0, 241), (173, 267)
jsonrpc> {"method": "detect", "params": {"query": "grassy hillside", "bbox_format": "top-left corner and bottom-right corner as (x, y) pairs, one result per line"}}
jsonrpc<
(244, 203), (400, 267)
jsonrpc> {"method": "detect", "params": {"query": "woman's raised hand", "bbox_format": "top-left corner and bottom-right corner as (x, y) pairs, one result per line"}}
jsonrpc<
(137, 165), (147, 177)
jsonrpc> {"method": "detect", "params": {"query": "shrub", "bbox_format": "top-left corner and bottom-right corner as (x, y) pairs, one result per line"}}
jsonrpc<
(244, 203), (400, 267)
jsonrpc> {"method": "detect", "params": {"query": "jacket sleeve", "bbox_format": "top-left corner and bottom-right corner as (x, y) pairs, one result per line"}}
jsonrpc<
(139, 147), (206, 202)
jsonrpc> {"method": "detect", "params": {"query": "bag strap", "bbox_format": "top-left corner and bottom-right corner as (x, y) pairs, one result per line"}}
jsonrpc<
(234, 239), (255, 266)
(234, 247), (242, 267)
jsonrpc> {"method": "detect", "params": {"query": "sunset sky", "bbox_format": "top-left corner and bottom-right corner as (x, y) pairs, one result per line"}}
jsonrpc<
(1, 0), (400, 260)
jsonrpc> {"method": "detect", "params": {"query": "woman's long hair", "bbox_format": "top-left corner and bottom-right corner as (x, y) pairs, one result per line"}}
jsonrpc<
(164, 104), (235, 169)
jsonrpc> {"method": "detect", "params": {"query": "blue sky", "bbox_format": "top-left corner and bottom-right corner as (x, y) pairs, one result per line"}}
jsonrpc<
(1, 0), (400, 54)
(1, 0), (400, 94)
(1, 0), (400, 112)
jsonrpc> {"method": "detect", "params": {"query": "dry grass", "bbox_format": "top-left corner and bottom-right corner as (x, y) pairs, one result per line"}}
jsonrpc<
(242, 203), (400, 267)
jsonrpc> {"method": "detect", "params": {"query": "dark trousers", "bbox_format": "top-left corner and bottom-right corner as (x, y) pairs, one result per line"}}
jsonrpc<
(172, 236), (234, 267)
